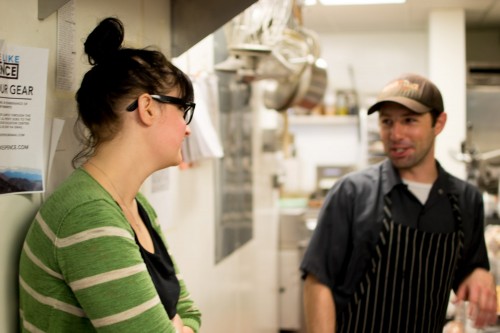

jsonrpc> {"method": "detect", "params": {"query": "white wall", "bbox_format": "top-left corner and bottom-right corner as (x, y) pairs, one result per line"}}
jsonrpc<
(319, 31), (429, 106)
(429, 9), (467, 179)
(286, 117), (360, 193)
(286, 16), (472, 193)
(0, 1), (170, 331)
(285, 30), (429, 194)
(1, 1), (279, 333)
(168, 37), (280, 333)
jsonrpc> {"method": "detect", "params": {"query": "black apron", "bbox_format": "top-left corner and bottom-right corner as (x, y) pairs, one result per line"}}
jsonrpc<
(337, 194), (464, 333)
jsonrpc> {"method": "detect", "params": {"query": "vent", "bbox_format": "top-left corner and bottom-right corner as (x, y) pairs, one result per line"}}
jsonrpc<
(467, 62), (500, 86)
(171, 0), (257, 57)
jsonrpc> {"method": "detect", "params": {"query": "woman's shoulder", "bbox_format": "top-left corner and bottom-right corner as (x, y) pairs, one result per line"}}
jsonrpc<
(40, 168), (126, 233)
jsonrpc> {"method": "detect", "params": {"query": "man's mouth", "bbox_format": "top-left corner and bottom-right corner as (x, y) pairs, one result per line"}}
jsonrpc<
(390, 146), (411, 158)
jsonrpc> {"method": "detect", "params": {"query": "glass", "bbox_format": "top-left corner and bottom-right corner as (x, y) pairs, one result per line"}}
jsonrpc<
(126, 94), (195, 125)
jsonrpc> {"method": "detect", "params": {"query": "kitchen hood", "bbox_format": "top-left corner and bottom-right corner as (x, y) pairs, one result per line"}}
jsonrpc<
(171, 0), (257, 57)
(467, 62), (500, 86)
(39, 0), (257, 57)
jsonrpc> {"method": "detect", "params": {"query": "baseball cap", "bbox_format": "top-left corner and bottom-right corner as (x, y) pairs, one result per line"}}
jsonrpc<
(367, 74), (444, 115)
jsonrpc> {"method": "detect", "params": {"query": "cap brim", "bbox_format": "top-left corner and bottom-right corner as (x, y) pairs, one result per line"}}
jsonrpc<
(367, 96), (432, 115)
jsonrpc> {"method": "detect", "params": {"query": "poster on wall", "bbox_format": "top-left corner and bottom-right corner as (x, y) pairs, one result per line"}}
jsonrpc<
(0, 41), (49, 195)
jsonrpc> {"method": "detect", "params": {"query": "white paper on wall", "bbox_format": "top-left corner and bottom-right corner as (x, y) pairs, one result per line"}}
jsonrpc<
(0, 42), (49, 196)
(56, 0), (77, 91)
(45, 117), (81, 198)
(181, 73), (224, 164)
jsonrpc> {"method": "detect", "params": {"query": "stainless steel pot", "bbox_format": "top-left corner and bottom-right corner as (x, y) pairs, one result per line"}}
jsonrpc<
(262, 27), (327, 112)
(291, 57), (327, 110)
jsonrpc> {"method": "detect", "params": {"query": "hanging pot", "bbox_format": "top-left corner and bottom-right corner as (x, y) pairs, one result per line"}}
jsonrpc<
(262, 77), (300, 111)
(291, 57), (328, 110)
(261, 28), (310, 111)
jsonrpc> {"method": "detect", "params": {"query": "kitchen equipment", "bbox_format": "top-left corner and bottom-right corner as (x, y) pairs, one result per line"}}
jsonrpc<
(215, 0), (328, 112)
(316, 165), (355, 196)
(291, 56), (327, 110)
(261, 28), (310, 110)
(451, 63), (500, 198)
(262, 26), (327, 111)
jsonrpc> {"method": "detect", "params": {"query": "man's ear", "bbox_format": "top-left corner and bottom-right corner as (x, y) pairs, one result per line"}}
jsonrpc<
(434, 111), (447, 136)
(136, 93), (155, 126)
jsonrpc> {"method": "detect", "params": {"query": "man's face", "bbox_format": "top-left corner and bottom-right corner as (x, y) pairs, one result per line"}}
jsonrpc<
(378, 102), (445, 174)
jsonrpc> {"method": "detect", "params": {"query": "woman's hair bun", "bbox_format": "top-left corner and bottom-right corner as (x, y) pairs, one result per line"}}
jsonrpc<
(84, 17), (125, 65)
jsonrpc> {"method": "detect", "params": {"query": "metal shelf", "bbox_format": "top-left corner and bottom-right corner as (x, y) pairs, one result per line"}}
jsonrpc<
(288, 114), (359, 126)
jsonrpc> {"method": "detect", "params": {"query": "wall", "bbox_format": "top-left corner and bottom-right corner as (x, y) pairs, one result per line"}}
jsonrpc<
(429, 9), (467, 180)
(1, 1), (279, 333)
(319, 31), (429, 108)
(0, 1), (170, 331)
(168, 36), (279, 333)
(284, 30), (429, 194)
(287, 13), (473, 193)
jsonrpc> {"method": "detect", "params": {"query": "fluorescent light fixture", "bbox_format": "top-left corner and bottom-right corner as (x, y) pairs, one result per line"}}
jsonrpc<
(307, 0), (406, 5)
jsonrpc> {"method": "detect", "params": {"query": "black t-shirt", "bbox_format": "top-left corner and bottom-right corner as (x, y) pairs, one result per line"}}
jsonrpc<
(136, 202), (180, 319)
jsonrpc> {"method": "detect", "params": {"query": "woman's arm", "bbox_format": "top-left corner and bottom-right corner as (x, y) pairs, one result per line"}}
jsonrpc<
(58, 201), (177, 332)
(170, 253), (202, 332)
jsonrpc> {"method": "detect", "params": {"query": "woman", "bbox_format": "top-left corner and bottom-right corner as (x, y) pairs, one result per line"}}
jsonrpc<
(19, 17), (201, 332)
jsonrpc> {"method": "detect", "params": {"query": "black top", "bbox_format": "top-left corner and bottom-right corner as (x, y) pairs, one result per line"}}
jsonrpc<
(300, 159), (489, 308)
(136, 202), (180, 319)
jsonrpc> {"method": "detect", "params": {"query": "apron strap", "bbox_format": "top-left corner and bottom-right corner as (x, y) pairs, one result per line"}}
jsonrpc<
(338, 192), (464, 333)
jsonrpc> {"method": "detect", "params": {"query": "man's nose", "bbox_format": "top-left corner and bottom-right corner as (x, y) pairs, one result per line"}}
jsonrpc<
(389, 122), (404, 140)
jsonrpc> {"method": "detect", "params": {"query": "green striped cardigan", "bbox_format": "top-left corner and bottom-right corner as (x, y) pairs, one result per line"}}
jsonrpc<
(19, 168), (201, 332)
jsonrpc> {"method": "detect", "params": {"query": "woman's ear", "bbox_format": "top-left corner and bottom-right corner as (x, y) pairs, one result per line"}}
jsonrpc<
(136, 93), (155, 126)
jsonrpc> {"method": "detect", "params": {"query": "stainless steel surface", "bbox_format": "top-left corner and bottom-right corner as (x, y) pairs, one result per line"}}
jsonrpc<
(461, 85), (500, 193)
(262, 27), (326, 111)
(38, 0), (71, 20)
(279, 209), (312, 249)
(171, 0), (257, 57)
(467, 62), (500, 86)
(467, 86), (500, 157)
(278, 207), (316, 333)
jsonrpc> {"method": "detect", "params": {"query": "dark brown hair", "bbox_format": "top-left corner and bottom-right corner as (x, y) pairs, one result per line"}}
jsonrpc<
(73, 17), (193, 167)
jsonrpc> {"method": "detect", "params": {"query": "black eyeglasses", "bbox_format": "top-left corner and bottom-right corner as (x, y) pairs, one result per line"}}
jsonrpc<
(126, 94), (195, 125)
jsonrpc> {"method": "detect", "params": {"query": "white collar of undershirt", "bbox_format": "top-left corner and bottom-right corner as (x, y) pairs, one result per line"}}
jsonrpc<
(401, 178), (433, 205)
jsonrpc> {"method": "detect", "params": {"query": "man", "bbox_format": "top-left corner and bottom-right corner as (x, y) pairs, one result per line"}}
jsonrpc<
(300, 73), (497, 332)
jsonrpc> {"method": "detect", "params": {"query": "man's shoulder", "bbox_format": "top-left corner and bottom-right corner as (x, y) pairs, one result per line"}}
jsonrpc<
(438, 166), (482, 199)
(344, 162), (382, 182)
(334, 163), (383, 193)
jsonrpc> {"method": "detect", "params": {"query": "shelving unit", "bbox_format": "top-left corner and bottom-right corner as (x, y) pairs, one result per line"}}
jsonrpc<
(288, 114), (359, 126)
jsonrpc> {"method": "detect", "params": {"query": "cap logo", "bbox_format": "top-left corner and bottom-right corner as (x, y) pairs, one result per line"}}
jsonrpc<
(384, 79), (419, 93)
(368, 74), (444, 114)
(399, 79), (419, 92)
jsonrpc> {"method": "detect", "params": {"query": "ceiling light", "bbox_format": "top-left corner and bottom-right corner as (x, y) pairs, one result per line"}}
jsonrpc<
(312, 0), (406, 5)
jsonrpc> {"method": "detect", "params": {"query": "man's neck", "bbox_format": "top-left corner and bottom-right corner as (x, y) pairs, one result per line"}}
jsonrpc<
(398, 160), (438, 184)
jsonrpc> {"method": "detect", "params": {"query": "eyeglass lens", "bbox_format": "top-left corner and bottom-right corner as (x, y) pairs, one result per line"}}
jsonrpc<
(127, 95), (195, 125)
(184, 106), (194, 125)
